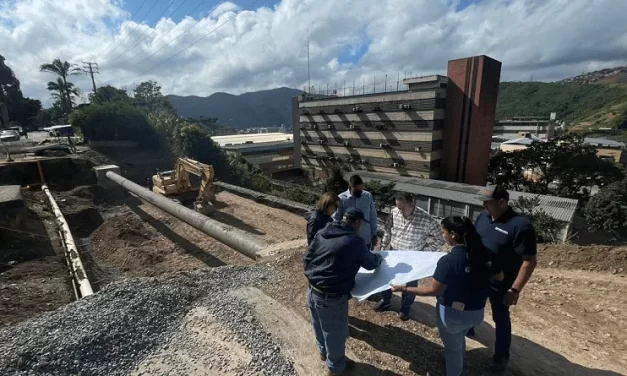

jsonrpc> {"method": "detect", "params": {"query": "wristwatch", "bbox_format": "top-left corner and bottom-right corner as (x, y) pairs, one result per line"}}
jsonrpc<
(509, 287), (520, 294)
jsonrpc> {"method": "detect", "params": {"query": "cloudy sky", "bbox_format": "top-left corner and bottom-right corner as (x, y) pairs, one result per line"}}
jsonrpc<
(1, 0), (626, 106)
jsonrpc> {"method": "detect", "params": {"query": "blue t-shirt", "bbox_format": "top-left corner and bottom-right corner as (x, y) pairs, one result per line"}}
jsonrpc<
(475, 208), (537, 288)
(433, 245), (498, 311)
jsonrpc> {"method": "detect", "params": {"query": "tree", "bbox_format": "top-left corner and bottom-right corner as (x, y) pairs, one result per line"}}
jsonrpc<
(134, 80), (175, 115)
(40, 59), (81, 118)
(510, 196), (563, 243)
(323, 167), (348, 194)
(0, 55), (42, 128)
(364, 180), (396, 212)
(584, 179), (627, 236)
(488, 134), (624, 200)
(70, 102), (159, 147)
(89, 85), (130, 105)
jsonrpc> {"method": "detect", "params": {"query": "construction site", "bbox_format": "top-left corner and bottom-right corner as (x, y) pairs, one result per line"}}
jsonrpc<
(0, 133), (626, 376)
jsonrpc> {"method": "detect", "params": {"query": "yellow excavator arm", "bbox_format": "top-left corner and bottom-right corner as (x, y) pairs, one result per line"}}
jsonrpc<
(152, 157), (216, 216)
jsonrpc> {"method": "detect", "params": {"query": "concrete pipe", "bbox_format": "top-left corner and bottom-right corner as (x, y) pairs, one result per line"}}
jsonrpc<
(105, 171), (267, 259)
(42, 185), (94, 297)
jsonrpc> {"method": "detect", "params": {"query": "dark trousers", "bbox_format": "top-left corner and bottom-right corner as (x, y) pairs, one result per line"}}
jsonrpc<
(381, 280), (418, 314)
(489, 289), (511, 359)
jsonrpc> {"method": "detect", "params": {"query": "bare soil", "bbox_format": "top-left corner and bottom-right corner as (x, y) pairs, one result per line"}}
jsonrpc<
(83, 190), (307, 279)
(264, 250), (627, 376)
(0, 192), (72, 327)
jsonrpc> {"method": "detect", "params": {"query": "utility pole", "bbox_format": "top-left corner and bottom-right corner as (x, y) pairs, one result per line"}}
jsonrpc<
(82, 62), (99, 93)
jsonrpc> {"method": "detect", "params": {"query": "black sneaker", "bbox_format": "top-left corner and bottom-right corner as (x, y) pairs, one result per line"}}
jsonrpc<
(466, 328), (476, 337)
(373, 300), (392, 312)
(489, 356), (509, 373)
(399, 310), (411, 321)
(327, 357), (356, 375)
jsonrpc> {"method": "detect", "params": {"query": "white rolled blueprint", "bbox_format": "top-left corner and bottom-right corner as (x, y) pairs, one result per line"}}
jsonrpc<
(351, 251), (446, 301)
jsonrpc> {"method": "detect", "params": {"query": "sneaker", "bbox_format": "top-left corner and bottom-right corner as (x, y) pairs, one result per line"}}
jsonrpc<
(399, 310), (411, 321)
(489, 356), (509, 373)
(466, 328), (476, 337)
(327, 358), (356, 375)
(373, 300), (392, 312)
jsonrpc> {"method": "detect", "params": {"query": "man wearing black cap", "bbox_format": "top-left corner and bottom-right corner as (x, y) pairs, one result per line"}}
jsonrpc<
(475, 185), (537, 373)
(304, 207), (383, 375)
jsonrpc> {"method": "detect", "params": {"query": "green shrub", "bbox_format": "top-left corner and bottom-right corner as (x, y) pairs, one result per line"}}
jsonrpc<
(70, 103), (158, 147)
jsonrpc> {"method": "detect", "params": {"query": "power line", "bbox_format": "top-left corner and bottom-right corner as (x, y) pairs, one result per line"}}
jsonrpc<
(102, 0), (161, 59)
(109, 0), (186, 63)
(115, 0), (208, 66)
(96, 0), (150, 58)
(131, 0), (259, 82)
(124, 0), (223, 70)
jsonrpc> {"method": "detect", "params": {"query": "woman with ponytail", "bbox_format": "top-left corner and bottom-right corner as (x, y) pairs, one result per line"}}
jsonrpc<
(391, 216), (503, 376)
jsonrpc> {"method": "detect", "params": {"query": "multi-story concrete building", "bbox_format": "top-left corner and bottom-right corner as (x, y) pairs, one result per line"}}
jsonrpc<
(293, 55), (502, 186)
(494, 116), (556, 140)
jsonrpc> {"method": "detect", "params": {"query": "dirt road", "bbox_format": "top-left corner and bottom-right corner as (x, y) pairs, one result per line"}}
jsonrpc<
(266, 251), (627, 376)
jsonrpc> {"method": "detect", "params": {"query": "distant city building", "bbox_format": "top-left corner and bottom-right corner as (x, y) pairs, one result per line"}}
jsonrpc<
(499, 133), (543, 152)
(212, 133), (294, 175)
(584, 137), (627, 164)
(293, 55), (502, 186)
(494, 116), (557, 140)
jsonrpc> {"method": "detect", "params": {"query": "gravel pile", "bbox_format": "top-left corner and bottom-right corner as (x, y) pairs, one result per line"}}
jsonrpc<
(0, 265), (296, 376)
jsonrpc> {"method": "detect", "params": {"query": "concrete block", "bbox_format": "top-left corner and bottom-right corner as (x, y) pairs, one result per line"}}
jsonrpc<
(93, 165), (121, 189)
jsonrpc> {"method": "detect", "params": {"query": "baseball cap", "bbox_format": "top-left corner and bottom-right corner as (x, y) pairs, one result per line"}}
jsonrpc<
(343, 207), (366, 221)
(477, 185), (509, 202)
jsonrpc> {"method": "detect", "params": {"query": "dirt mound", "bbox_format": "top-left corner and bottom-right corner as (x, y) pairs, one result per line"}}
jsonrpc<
(89, 210), (201, 277)
(538, 244), (627, 273)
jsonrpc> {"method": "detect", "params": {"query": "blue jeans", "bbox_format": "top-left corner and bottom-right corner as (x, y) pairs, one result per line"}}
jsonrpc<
(380, 280), (418, 313)
(489, 289), (511, 359)
(307, 288), (349, 373)
(436, 303), (485, 376)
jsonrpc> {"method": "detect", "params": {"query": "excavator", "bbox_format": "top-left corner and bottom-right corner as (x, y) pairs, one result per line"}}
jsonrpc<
(152, 157), (217, 216)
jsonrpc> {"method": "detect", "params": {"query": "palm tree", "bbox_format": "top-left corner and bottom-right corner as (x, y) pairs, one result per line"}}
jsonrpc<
(40, 59), (81, 117)
(46, 78), (80, 115)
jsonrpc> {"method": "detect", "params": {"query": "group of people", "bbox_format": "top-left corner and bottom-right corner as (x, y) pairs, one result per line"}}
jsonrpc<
(303, 175), (537, 376)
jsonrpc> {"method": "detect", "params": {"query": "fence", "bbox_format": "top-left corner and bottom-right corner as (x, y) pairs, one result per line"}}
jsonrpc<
(304, 73), (425, 98)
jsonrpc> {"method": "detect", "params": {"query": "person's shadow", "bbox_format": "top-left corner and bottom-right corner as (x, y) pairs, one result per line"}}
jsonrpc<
(357, 295), (623, 376)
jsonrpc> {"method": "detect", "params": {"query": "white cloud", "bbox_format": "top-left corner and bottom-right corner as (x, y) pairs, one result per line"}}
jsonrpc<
(0, 0), (626, 107)
(211, 2), (239, 18)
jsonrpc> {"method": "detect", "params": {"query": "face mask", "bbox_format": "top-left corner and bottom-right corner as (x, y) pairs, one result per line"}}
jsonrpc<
(352, 189), (363, 198)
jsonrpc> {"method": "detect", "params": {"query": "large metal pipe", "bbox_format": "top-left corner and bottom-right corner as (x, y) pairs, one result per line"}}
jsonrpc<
(105, 171), (266, 259)
(42, 185), (94, 297)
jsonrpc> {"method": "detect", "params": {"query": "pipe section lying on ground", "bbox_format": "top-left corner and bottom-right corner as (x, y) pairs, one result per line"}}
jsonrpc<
(105, 171), (267, 259)
(42, 185), (94, 297)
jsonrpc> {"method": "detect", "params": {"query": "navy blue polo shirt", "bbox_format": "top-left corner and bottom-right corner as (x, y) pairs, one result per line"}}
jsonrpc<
(433, 245), (498, 311)
(475, 207), (537, 288)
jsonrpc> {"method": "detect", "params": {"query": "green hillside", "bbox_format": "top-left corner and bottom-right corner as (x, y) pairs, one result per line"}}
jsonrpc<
(496, 82), (627, 129)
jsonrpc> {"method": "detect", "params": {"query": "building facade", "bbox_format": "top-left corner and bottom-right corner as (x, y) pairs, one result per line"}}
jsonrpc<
(212, 133), (295, 175)
(494, 116), (556, 140)
(293, 55), (502, 186)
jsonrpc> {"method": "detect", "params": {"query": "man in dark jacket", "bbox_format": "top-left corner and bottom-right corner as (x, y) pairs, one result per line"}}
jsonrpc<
(304, 208), (382, 375)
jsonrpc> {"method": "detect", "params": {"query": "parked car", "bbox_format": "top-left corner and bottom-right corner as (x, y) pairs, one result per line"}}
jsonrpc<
(0, 129), (20, 142)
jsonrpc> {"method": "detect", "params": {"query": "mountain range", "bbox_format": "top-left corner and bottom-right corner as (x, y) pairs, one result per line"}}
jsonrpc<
(167, 87), (303, 128)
